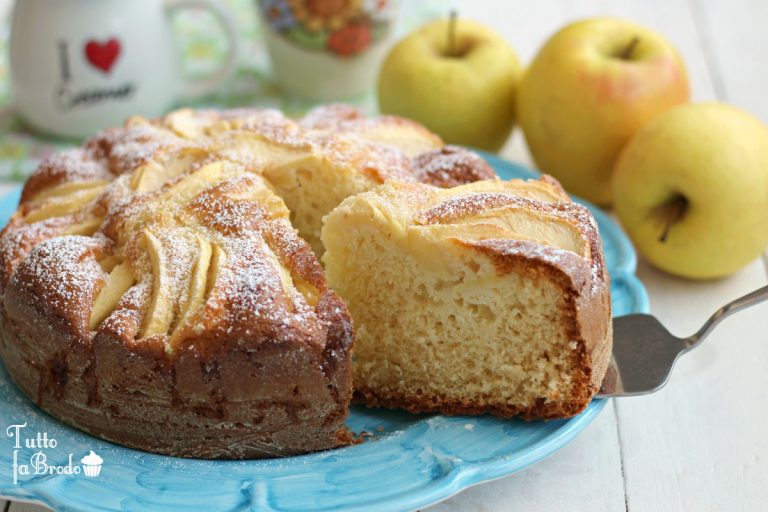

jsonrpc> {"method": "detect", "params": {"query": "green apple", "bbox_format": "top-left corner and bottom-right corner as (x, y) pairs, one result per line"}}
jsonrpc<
(377, 17), (521, 152)
(518, 18), (690, 206)
(613, 103), (768, 280)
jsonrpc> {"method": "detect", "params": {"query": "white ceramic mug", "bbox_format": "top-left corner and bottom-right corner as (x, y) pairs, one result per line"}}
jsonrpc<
(10, 0), (240, 139)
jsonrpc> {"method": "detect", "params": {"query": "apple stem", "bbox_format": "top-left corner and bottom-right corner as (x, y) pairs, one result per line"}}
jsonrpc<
(448, 10), (458, 57)
(621, 36), (641, 60)
(659, 196), (688, 243)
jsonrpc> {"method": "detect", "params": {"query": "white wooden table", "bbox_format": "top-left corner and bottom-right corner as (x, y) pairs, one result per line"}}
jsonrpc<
(2, 0), (767, 510)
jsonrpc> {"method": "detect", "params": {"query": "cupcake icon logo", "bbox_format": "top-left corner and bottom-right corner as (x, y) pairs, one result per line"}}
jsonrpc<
(80, 450), (103, 477)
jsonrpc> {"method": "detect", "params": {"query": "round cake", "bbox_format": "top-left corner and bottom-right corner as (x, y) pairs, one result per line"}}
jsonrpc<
(0, 106), (500, 458)
(0, 105), (611, 459)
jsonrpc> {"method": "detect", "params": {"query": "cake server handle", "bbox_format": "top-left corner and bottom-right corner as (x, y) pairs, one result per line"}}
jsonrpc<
(599, 284), (768, 397)
(683, 284), (768, 350)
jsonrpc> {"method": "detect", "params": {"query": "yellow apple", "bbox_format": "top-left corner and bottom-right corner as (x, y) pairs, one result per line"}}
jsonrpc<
(377, 17), (521, 152)
(518, 18), (690, 206)
(613, 103), (768, 279)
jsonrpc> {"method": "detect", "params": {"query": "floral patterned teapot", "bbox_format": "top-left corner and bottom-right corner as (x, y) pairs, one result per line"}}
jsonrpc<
(257, 0), (398, 101)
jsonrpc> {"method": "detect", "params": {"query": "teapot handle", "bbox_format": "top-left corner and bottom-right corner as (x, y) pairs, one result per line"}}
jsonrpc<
(165, 0), (240, 100)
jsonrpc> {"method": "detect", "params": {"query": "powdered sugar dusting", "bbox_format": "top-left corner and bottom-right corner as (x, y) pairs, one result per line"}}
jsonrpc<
(415, 193), (521, 225)
(413, 146), (497, 188)
(0, 218), (76, 290)
(8, 236), (104, 334)
(88, 122), (190, 176)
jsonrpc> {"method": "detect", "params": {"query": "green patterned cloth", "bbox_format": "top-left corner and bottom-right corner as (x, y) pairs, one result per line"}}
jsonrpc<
(0, 0), (438, 181)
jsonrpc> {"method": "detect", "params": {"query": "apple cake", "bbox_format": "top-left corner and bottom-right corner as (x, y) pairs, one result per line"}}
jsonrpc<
(321, 178), (612, 418)
(0, 106), (498, 459)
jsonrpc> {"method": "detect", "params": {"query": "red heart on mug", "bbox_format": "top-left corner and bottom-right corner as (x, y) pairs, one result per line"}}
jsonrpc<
(84, 38), (121, 73)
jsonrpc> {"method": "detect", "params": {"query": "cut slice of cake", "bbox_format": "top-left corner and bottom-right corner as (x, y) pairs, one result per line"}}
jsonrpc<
(321, 177), (612, 419)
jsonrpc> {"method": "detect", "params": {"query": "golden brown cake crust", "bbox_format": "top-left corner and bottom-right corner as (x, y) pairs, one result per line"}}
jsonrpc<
(412, 145), (497, 188)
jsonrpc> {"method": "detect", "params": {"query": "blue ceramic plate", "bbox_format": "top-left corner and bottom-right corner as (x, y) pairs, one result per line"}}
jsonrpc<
(0, 154), (648, 511)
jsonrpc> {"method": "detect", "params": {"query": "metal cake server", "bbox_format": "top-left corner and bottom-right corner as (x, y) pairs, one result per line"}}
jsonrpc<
(597, 284), (768, 397)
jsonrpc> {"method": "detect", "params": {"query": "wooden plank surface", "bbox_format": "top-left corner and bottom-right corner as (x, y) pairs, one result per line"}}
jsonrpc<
(614, 0), (768, 509)
(618, 261), (768, 512)
(427, 401), (626, 511)
(691, 0), (768, 117)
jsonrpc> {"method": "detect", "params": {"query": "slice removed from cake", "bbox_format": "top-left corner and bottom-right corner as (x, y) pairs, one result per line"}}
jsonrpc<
(321, 177), (612, 419)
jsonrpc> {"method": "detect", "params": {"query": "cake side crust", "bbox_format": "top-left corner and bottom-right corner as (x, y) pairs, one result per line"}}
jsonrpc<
(0, 273), (355, 459)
